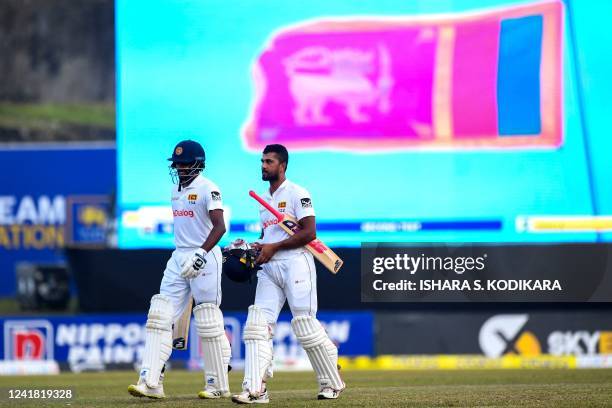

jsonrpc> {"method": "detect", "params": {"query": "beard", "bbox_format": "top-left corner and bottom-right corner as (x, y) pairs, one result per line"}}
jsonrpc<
(262, 171), (279, 181)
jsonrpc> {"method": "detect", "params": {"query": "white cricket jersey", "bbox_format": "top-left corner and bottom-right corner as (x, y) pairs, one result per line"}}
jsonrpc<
(171, 175), (223, 248)
(259, 179), (316, 260)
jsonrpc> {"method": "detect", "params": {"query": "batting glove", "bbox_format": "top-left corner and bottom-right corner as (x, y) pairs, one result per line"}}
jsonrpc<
(181, 248), (207, 279)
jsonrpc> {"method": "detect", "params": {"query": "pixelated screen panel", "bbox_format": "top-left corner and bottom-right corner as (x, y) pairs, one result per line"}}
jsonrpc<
(116, 0), (612, 248)
(245, 3), (561, 150)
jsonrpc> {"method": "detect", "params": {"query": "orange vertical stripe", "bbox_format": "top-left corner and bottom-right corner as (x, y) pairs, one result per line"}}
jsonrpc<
(433, 26), (455, 141)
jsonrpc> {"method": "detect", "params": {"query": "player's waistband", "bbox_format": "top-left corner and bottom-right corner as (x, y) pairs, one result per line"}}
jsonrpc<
(174, 246), (220, 253)
(270, 248), (309, 261)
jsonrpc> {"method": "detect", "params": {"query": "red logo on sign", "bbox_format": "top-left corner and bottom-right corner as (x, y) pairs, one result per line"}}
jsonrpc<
(13, 330), (45, 359)
(5, 320), (53, 361)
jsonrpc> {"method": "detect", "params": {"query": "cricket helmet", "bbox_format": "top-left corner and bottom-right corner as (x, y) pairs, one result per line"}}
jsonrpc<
(168, 140), (205, 163)
(168, 140), (205, 185)
(222, 240), (261, 283)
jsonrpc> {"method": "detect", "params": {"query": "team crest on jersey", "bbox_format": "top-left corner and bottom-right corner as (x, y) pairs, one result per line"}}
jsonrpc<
(278, 201), (286, 208)
(300, 198), (312, 208)
(188, 194), (197, 204)
(211, 191), (221, 201)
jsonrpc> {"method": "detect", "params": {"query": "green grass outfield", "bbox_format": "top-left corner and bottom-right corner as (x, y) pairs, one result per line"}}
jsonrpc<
(1, 369), (612, 407)
(0, 103), (114, 129)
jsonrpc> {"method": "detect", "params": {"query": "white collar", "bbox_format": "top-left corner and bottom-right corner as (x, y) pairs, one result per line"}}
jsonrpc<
(266, 179), (289, 198)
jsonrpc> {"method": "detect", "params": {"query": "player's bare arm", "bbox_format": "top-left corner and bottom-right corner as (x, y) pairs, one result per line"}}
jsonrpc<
(256, 216), (316, 264)
(201, 209), (226, 252)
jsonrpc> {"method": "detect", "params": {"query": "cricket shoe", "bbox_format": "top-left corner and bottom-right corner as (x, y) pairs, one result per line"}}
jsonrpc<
(198, 389), (231, 399)
(231, 390), (270, 404)
(127, 382), (166, 399)
(317, 384), (345, 400)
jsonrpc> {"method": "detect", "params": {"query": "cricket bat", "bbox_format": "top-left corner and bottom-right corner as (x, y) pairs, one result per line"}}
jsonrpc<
(249, 190), (343, 274)
(172, 297), (193, 350)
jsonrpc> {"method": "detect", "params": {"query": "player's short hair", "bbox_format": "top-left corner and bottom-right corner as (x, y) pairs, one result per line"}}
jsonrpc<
(263, 144), (289, 167)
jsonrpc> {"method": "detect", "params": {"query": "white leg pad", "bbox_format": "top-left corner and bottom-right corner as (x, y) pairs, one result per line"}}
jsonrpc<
(222, 332), (231, 370)
(141, 294), (173, 388)
(242, 305), (273, 395)
(194, 303), (230, 393)
(292, 315), (344, 390)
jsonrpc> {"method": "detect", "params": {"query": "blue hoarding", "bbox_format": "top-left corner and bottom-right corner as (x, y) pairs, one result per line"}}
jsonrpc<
(0, 146), (116, 297)
(0, 311), (373, 372)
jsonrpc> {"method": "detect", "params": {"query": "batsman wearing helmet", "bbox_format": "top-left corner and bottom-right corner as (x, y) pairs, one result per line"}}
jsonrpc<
(128, 140), (231, 399)
(232, 144), (345, 404)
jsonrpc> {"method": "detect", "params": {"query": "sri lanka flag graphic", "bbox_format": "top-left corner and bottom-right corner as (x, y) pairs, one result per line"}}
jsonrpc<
(242, 0), (562, 151)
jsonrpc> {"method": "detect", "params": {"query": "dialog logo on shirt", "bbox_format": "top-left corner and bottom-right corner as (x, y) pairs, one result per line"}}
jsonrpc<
(173, 209), (195, 217)
(262, 218), (279, 229)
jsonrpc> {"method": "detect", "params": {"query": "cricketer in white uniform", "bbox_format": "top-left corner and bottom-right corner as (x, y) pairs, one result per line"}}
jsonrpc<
(232, 144), (345, 404)
(128, 140), (231, 400)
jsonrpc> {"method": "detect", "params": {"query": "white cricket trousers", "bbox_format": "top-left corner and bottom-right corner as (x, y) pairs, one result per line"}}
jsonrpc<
(254, 251), (318, 324)
(159, 246), (223, 323)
